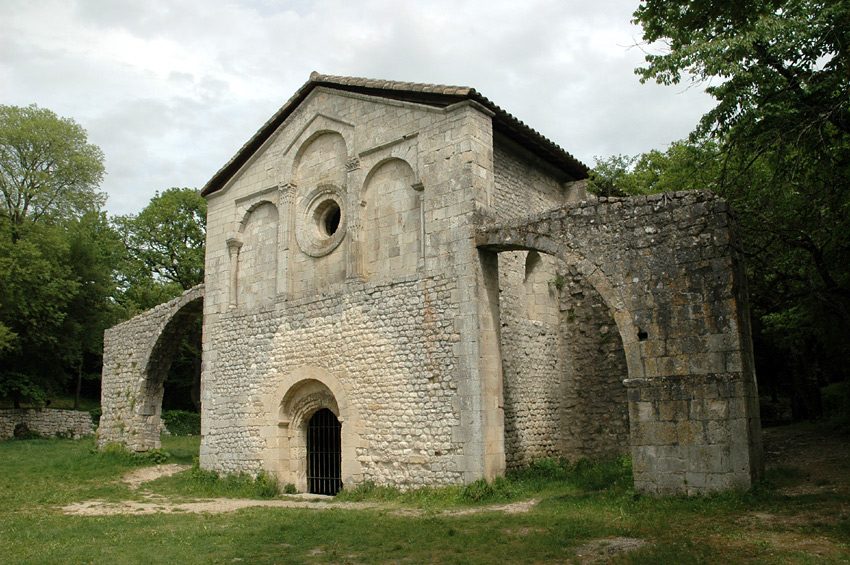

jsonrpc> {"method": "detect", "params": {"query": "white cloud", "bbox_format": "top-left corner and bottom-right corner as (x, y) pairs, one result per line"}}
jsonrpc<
(0, 0), (715, 215)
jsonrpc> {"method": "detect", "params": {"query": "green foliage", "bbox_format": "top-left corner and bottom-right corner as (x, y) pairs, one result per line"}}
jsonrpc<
(608, 0), (850, 420)
(338, 457), (634, 508)
(183, 466), (280, 499)
(283, 482), (297, 495)
(548, 272), (566, 290)
(1, 429), (848, 564)
(12, 426), (42, 440)
(335, 481), (404, 502)
(0, 317), (16, 354)
(143, 448), (170, 464)
(114, 187), (206, 315)
(0, 104), (105, 238)
(588, 140), (722, 197)
(161, 410), (200, 436)
(822, 382), (850, 421)
(509, 457), (634, 492)
(461, 476), (513, 502)
(94, 442), (170, 466)
(0, 105), (120, 409)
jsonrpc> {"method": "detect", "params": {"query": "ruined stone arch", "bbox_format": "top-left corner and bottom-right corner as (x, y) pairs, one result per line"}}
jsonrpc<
(493, 243), (633, 467)
(484, 237), (641, 379)
(98, 284), (205, 451)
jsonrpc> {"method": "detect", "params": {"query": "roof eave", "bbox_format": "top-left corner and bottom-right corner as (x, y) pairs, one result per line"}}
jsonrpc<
(201, 73), (589, 197)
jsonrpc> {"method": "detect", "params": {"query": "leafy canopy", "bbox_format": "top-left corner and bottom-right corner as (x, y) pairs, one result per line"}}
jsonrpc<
(114, 187), (206, 314)
(0, 105), (120, 407)
(615, 0), (850, 419)
(634, 0), (849, 139)
(0, 104), (105, 241)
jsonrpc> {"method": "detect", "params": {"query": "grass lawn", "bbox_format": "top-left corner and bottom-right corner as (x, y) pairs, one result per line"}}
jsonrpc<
(1, 425), (849, 564)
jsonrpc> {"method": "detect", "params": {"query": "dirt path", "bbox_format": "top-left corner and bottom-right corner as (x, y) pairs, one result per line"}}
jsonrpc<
(63, 425), (849, 519)
(120, 464), (190, 489)
(63, 495), (378, 516)
(762, 425), (850, 496)
(62, 467), (540, 517)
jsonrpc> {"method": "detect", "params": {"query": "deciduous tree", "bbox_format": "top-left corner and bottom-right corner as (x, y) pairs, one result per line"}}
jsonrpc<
(0, 105), (117, 408)
(595, 0), (850, 419)
(0, 104), (105, 243)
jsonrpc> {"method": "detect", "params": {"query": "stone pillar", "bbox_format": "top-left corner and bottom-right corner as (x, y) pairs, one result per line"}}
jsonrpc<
(344, 157), (365, 282)
(626, 372), (762, 495)
(413, 181), (425, 271)
(278, 183), (295, 299)
(478, 249), (506, 479)
(226, 238), (242, 309)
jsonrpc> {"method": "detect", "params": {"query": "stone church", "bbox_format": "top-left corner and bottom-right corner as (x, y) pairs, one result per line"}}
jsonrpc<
(99, 73), (763, 495)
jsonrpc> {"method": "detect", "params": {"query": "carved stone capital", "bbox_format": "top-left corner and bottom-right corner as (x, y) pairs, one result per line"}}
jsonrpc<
(280, 182), (297, 202)
(345, 157), (360, 172)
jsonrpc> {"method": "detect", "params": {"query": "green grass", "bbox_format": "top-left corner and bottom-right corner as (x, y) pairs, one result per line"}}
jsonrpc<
(1, 434), (848, 564)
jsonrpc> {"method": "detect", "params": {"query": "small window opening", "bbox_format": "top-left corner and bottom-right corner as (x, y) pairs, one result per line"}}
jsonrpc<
(637, 328), (649, 341)
(324, 205), (341, 236)
(314, 199), (341, 237)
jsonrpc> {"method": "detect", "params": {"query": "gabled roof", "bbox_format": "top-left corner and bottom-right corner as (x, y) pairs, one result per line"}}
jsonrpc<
(201, 72), (589, 197)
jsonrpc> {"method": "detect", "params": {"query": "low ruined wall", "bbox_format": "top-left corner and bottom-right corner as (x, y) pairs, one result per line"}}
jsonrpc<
(0, 409), (95, 440)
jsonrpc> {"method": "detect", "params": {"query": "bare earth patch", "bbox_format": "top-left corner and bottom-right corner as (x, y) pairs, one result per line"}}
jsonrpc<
(120, 464), (190, 489)
(573, 537), (646, 563)
(63, 496), (376, 516)
(762, 425), (850, 497)
(64, 467), (539, 516)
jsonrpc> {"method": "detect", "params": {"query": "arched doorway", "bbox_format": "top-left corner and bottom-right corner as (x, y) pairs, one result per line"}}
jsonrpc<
(307, 408), (342, 495)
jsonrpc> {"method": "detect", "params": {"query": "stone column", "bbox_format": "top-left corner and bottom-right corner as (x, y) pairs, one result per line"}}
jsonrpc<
(345, 157), (365, 282)
(226, 238), (242, 309)
(413, 181), (425, 271)
(279, 183), (296, 299)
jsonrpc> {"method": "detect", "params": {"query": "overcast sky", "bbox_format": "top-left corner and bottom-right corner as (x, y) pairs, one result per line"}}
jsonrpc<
(1, 0), (715, 216)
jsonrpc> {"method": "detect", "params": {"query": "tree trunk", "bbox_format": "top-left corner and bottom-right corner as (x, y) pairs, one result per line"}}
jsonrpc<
(74, 357), (83, 411)
(790, 345), (823, 421)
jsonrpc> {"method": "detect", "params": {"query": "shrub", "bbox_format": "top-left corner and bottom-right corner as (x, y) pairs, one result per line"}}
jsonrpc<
(95, 443), (171, 466)
(89, 407), (102, 426)
(461, 476), (512, 502)
(161, 410), (200, 436)
(186, 465), (280, 499)
(142, 448), (171, 464)
(822, 382), (850, 421)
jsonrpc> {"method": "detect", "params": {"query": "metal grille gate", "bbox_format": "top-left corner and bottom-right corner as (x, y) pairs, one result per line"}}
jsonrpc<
(307, 408), (342, 495)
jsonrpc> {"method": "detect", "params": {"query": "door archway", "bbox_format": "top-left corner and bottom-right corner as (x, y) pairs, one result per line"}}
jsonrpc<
(307, 408), (342, 495)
